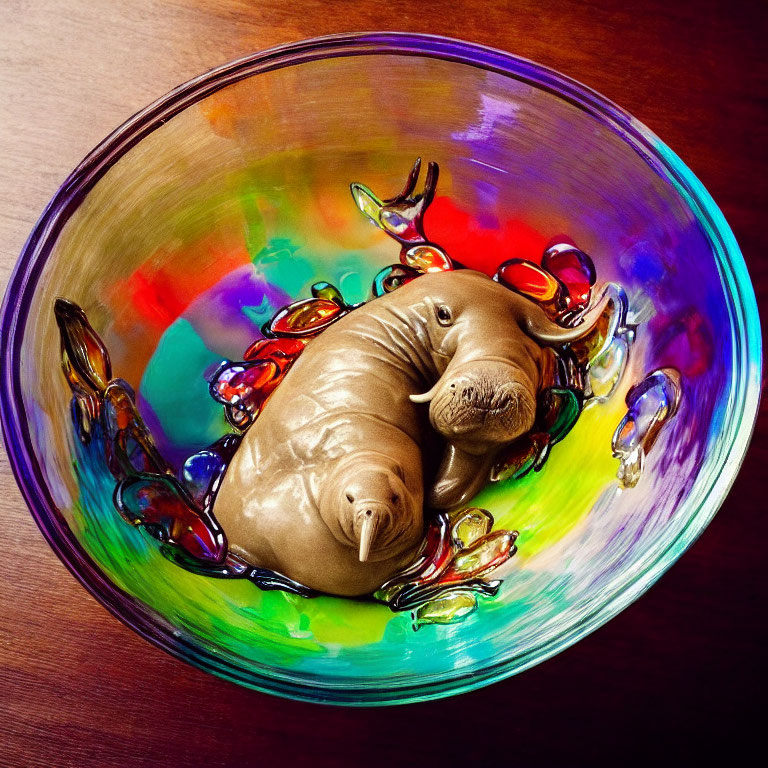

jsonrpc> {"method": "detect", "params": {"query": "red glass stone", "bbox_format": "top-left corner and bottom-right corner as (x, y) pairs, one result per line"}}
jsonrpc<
(542, 244), (596, 284)
(214, 360), (279, 402)
(243, 336), (307, 363)
(116, 473), (227, 563)
(211, 359), (283, 428)
(495, 258), (563, 304)
(542, 244), (596, 311)
(376, 513), (454, 601)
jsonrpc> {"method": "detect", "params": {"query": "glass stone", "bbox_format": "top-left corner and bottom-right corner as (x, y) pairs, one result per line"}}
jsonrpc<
(495, 258), (564, 304)
(588, 335), (629, 401)
(539, 387), (583, 444)
(491, 432), (551, 482)
(115, 473), (228, 564)
(268, 298), (348, 337)
(243, 336), (306, 366)
(182, 450), (226, 507)
(210, 359), (282, 429)
(375, 513), (454, 603)
(103, 380), (168, 478)
(542, 243), (596, 311)
(451, 507), (494, 549)
(311, 281), (345, 306)
(371, 263), (421, 297)
(442, 529), (519, 581)
(612, 367), (682, 488)
(570, 283), (628, 366)
(181, 433), (241, 509)
(413, 591), (478, 628)
(350, 182), (382, 226)
(350, 157), (438, 246)
(54, 297), (113, 394)
(401, 244), (453, 273)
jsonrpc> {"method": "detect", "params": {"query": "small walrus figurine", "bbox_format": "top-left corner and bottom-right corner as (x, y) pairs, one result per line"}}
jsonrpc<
(213, 269), (607, 596)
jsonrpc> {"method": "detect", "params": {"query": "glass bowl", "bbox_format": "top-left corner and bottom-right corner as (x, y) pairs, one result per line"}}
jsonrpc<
(0, 32), (761, 705)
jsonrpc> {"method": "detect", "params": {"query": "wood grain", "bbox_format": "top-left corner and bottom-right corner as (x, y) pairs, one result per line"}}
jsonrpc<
(1, 1), (766, 766)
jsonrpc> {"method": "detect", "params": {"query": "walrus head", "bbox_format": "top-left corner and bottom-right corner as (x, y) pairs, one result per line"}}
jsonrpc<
(403, 270), (610, 507)
(318, 453), (423, 563)
(408, 271), (608, 445)
(415, 358), (538, 445)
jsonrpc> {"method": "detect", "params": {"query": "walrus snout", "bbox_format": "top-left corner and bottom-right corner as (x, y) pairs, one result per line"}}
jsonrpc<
(422, 360), (537, 445)
(342, 486), (411, 563)
(320, 459), (423, 563)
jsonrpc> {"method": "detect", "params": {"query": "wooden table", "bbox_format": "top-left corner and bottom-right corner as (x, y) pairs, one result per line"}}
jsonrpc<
(1, 1), (765, 765)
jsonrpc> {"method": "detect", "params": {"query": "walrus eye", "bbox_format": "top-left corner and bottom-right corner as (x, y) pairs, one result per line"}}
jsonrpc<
(436, 304), (453, 326)
(346, 493), (354, 503)
(391, 494), (400, 504)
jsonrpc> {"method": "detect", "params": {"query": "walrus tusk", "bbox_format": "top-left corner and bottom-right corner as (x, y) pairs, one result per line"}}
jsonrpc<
(358, 510), (379, 562)
(522, 287), (612, 346)
(409, 381), (440, 404)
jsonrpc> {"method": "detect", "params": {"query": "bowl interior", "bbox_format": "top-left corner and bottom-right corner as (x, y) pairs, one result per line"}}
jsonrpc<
(4, 37), (760, 704)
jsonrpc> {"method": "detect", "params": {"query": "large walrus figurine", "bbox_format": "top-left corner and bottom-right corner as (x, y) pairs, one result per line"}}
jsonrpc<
(214, 270), (602, 596)
(214, 270), (607, 596)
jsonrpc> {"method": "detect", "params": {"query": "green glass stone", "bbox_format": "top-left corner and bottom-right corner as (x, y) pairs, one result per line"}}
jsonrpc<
(540, 387), (582, 444)
(311, 281), (345, 306)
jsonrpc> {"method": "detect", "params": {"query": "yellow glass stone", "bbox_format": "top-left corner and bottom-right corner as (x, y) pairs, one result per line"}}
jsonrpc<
(450, 507), (493, 549)
(414, 591), (478, 627)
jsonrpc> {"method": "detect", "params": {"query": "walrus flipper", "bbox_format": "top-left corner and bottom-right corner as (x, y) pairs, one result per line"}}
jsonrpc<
(428, 443), (494, 510)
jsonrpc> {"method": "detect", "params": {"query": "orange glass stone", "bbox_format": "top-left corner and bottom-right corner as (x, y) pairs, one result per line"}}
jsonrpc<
(268, 298), (347, 337)
(54, 297), (112, 395)
(401, 244), (453, 273)
(103, 380), (168, 477)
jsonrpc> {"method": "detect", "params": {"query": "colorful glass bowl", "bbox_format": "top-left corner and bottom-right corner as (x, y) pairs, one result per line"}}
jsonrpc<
(0, 33), (761, 705)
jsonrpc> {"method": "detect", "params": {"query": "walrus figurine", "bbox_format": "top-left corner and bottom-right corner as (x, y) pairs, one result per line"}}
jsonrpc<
(213, 269), (607, 596)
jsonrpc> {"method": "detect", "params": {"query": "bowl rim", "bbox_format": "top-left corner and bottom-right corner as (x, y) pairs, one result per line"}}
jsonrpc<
(0, 31), (762, 706)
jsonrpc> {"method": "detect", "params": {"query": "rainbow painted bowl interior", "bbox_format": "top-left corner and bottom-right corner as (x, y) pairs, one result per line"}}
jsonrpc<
(0, 34), (760, 705)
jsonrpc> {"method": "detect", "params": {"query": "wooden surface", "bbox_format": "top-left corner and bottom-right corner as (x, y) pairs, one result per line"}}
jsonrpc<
(1, 1), (766, 765)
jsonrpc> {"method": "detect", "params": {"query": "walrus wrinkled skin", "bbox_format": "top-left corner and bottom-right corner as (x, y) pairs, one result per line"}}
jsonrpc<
(213, 270), (607, 596)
